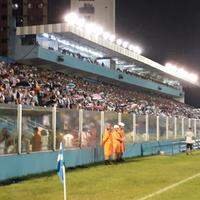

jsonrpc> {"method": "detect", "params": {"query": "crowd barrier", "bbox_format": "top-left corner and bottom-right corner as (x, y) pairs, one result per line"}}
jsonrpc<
(0, 104), (199, 155)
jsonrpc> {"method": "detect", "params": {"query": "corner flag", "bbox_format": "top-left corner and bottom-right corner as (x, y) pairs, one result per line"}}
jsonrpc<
(57, 142), (64, 182)
(57, 142), (67, 200)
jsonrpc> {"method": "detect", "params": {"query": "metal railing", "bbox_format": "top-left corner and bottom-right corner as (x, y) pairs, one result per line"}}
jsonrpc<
(0, 104), (199, 155)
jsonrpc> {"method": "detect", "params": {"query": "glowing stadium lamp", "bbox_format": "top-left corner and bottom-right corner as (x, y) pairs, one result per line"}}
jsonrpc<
(102, 32), (115, 42)
(189, 73), (198, 83)
(109, 34), (116, 42)
(94, 25), (104, 36)
(132, 46), (142, 54)
(12, 3), (19, 10)
(103, 32), (110, 40)
(122, 41), (129, 48)
(165, 63), (172, 68)
(165, 63), (199, 84)
(128, 45), (134, 51)
(179, 68), (188, 79)
(85, 23), (95, 35)
(116, 39), (123, 46)
(64, 12), (78, 25)
(76, 18), (86, 28)
(171, 65), (178, 73)
(165, 63), (177, 73)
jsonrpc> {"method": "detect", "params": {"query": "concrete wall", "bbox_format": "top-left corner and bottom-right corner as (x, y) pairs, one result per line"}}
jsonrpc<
(0, 140), (183, 182)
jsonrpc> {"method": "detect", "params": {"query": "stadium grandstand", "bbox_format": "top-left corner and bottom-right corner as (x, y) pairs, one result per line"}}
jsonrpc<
(1, 12), (200, 183)
(9, 12), (200, 117)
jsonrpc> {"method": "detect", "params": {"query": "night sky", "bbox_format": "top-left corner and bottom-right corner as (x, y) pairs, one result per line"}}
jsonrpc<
(48, 0), (200, 107)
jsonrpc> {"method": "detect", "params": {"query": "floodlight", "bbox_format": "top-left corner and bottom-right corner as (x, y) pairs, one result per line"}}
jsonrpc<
(133, 46), (142, 54)
(128, 45), (134, 51)
(103, 32), (110, 40)
(64, 12), (78, 25)
(109, 34), (116, 42)
(165, 63), (173, 68)
(12, 3), (19, 10)
(178, 68), (188, 79)
(94, 25), (104, 36)
(85, 23), (95, 34)
(165, 63), (199, 84)
(116, 39), (123, 46)
(76, 18), (86, 28)
(165, 63), (177, 73)
(122, 41), (129, 48)
(189, 73), (198, 83)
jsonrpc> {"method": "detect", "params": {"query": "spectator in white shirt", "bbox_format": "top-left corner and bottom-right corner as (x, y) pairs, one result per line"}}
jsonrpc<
(185, 127), (195, 155)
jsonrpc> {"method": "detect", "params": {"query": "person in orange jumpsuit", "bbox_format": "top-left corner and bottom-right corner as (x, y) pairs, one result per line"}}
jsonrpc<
(112, 125), (122, 162)
(102, 124), (113, 165)
(119, 122), (125, 161)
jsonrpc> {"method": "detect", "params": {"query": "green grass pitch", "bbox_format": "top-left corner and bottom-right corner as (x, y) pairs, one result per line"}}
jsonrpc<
(1, 151), (200, 200)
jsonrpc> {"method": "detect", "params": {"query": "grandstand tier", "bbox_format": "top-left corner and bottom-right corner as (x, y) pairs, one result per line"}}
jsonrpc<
(15, 23), (194, 103)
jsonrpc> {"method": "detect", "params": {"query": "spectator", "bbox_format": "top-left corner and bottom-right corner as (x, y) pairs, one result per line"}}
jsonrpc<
(0, 61), (199, 119)
(185, 127), (195, 155)
(118, 122), (125, 161)
(0, 128), (14, 154)
(63, 133), (74, 148)
(31, 127), (42, 152)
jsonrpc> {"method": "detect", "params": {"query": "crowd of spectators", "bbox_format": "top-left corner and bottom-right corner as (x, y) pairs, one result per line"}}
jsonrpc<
(48, 44), (179, 89)
(0, 61), (199, 118)
(58, 48), (100, 66)
(118, 68), (181, 89)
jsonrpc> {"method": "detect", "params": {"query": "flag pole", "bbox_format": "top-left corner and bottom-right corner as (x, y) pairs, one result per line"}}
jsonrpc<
(63, 165), (67, 200)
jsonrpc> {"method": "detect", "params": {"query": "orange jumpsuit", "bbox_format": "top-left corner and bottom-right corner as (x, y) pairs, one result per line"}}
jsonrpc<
(102, 129), (113, 159)
(119, 128), (125, 153)
(112, 129), (122, 154)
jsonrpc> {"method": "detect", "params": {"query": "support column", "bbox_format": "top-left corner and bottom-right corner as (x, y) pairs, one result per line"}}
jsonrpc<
(189, 118), (191, 128)
(17, 104), (22, 154)
(145, 114), (149, 141)
(182, 118), (185, 138)
(100, 111), (105, 144)
(194, 119), (197, 138)
(156, 116), (160, 141)
(174, 117), (177, 139)
(166, 117), (169, 140)
(133, 113), (136, 143)
(52, 105), (57, 151)
(118, 112), (122, 124)
(79, 109), (83, 148)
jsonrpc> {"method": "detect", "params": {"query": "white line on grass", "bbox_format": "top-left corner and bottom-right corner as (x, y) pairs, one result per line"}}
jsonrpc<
(136, 172), (200, 200)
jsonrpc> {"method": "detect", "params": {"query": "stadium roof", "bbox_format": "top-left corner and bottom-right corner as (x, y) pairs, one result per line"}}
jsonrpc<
(16, 23), (200, 87)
